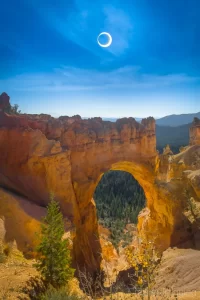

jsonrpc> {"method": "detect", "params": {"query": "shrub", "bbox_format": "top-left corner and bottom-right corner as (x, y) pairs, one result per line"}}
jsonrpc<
(0, 241), (7, 263)
(125, 235), (161, 299)
(40, 286), (81, 300)
(19, 276), (47, 300)
(3, 243), (11, 256)
(0, 252), (7, 263)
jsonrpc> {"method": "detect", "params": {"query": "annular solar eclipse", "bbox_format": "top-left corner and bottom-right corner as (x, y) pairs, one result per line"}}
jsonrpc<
(97, 32), (112, 48)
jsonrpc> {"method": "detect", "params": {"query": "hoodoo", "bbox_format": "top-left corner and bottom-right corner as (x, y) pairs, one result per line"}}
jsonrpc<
(190, 117), (200, 146)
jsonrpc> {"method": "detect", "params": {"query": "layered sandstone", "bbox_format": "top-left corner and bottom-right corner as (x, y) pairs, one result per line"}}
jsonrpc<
(190, 117), (200, 145)
(0, 92), (10, 111)
(0, 188), (45, 253)
(0, 92), (200, 275)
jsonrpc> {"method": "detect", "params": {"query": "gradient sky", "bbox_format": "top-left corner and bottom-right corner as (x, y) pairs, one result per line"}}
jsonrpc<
(1, 0), (200, 118)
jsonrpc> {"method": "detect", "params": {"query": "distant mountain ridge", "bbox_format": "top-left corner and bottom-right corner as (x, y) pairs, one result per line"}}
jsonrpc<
(102, 117), (142, 122)
(156, 112), (200, 127)
(102, 112), (200, 127)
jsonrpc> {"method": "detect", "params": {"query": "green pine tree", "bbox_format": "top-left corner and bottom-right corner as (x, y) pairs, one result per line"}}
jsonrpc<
(35, 194), (74, 288)
(4, 103), (21, 114)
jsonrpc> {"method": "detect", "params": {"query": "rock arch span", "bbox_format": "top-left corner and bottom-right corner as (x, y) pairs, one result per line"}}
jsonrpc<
(0, 93), (200, 275)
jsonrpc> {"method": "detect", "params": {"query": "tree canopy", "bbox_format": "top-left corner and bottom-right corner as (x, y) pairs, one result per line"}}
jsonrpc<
(94, 171), (146, 248)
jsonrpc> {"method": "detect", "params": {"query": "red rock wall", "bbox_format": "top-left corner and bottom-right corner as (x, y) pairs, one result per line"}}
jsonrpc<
(190, 118), (200, 145)
(0, 93), (200, 275)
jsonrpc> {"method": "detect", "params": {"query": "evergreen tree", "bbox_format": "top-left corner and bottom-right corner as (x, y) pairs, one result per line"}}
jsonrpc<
(35, 194), (74, 288)
(4, 103), (21, 114)
(94, 170), (146, 248)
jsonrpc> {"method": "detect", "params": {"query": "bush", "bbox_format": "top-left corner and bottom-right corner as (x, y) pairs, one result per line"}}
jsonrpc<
(19, 276), (47, 300)
(0, 252), (7, 263)
(3, 243), (11, 256)
(0, 241), (8, 263)
(40, 286), (81, 300)
(125, 235), (161, 299)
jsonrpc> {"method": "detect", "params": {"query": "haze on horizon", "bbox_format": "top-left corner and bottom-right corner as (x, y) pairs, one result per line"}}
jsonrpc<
(1, 0), (200, 118)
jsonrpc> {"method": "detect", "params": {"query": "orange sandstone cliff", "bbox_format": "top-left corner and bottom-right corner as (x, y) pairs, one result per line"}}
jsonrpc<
(0, 92), (200, 275)
(190, 117), (200, 146)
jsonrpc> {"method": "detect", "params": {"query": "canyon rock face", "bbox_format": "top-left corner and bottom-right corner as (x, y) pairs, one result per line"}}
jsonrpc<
(190, 117), (200, 146)
(0, 92), (200, 275)
(0, 92), (10, 111)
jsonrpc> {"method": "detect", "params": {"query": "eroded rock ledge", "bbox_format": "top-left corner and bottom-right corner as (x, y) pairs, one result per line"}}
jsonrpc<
(190, 117), (200, 146)
(0, 92), (200, 275)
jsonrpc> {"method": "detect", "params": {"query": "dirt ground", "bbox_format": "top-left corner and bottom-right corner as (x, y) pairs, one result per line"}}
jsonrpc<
(154, 247), (200, 293)
(100, 291), (200, 299)
(0, 258), (38, 299)
(1, 247), (200, 299)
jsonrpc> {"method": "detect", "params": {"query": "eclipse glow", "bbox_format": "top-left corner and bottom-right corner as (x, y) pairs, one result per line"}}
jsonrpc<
(97, 32), (112, 48)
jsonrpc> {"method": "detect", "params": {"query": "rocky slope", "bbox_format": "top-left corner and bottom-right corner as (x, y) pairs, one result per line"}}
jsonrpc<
(190, 117), (200, 146)
(155, 247), (200, 293)
(0, 92), (200, 277)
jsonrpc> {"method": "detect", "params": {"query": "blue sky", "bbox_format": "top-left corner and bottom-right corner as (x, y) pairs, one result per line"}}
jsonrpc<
(1, 0), (200, 118)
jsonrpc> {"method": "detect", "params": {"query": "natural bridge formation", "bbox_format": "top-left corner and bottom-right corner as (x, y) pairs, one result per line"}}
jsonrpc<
(0, 92), (200, 275)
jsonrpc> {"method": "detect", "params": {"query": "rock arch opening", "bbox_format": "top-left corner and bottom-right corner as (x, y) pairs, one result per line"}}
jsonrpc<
(93, 170), (146, 249)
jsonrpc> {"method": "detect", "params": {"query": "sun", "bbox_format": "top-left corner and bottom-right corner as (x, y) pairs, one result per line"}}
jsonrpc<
(97, 32), (112, 48)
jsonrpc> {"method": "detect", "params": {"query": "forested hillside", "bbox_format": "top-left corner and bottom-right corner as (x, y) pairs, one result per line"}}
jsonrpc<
(156, 124), (190, 153)
(94, 171), (146, 248)
(156, 112), (200, 127)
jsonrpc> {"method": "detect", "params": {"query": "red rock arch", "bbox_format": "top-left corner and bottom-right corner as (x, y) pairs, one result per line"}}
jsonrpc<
(0, 94), (199, 275)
